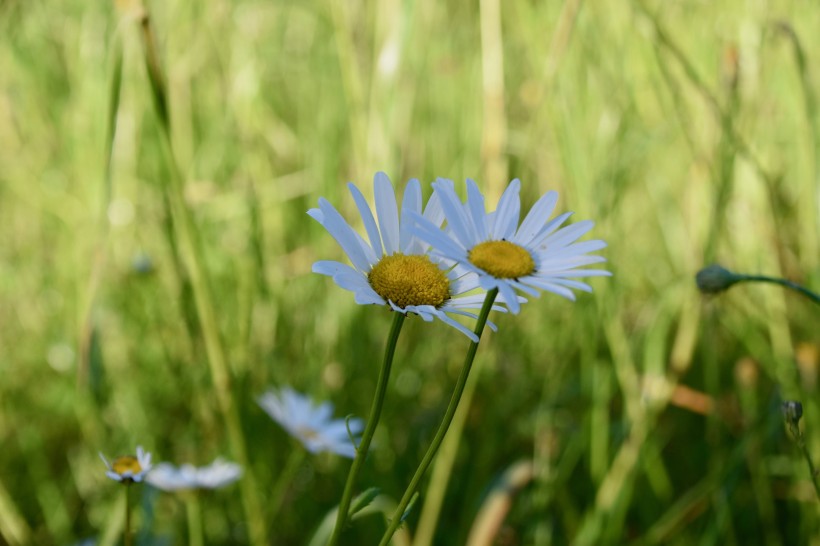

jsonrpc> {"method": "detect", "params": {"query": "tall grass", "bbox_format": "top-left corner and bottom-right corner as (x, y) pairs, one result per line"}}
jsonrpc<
(0, 0), (818, 544)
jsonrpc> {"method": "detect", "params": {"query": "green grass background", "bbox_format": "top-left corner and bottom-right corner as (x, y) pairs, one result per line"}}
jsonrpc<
(1, 0), (819, 544)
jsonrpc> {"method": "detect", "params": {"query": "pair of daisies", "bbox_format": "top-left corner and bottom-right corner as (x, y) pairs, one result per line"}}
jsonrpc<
(241, 174), (609, 461)
(309, 172), (609, 341)
(99, 447), (242, 491)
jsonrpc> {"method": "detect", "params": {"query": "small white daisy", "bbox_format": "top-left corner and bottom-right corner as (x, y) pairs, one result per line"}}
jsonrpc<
(146, 459), (242, 492)
(257, 387), (362, 459)
(99, 446), (153, 484)
(410, 178), (610, 313)
(309, 172), (515, 341)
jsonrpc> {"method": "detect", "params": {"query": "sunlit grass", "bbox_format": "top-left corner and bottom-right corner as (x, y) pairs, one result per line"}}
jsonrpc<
(1, 0), (819, 544)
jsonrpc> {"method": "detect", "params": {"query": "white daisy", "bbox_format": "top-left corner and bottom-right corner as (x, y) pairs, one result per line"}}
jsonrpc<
(410, 178), (610, 313)
(257, 387), (362, 459)
(99, 446), (153, 483)
(146, 459), (242, 491)
(308, 172), (514, 342)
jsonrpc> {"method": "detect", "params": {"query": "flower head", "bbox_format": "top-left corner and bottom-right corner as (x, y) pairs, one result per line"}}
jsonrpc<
(257, 387), (362, 458)
(411, 179), (610, 313)
(146, 459), (242, 492)
(309, 172), (515, 341)
(99, 446), (152, 484)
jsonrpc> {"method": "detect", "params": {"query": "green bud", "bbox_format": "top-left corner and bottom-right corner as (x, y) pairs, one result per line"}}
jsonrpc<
(782, 400), (803, 426)
(695, 264), (741, 294)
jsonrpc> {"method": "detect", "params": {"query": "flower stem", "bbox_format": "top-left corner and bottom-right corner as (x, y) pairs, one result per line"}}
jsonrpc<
(786, 422), (820, 499)
(124, 484), (132, 546)
(378, 289), (498, 546)
(185, 494), (204, 546)
(328, 312), (406, 546)
(738, 274), (820, 306)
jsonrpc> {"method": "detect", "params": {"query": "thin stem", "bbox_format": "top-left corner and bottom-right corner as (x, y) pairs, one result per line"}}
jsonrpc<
(787, 422), (820, 499)
(124, 484), (132, 546)
(738, 275), (820, 306)
(328, 312), (406, 546)
(379, 289), (498, 546)
(185, 494), (204, 546)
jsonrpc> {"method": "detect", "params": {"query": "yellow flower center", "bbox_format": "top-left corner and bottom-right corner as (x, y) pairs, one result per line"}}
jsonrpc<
(468, 240), (535, 279)
(112, 456), (142, 475)
(297, 427), (320, 441)
(368, 254), (450, 308)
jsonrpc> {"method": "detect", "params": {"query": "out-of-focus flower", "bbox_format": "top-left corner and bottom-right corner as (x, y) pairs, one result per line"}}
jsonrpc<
(100, 446), (152, 483)
(257, 387), (362, 458)
(146, 459), (242, 491)
(411, 178), (610, 313)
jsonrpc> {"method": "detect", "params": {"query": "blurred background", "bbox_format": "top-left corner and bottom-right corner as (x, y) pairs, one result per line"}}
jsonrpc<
(1, 0), (819, 544)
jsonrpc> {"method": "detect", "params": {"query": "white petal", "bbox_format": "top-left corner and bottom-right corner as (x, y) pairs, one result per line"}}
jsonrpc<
(408, 212), (467, 260)
(541, 220), (595, 249)
(449, 275), (482, 296)
(530, 211), (573, 247)
(521, 277), (577, 300)
(422, 178), (452, 227)
(541, 268), (613, 278)
(348, 182), (383, 259)
(496, 281), (521, 314)
(316, 199), (372, 272)
(374, 172), (400, 255)
(548, 278), (593, 292)
(400, 178), (422, 252)
(508, 279), (541, 298)
(466, 179), (488, 241)
(428, 309), (479, 341)
(515, 190), (558, 246)
(491, 179), (521, 239)
(306, 208), (324, 222)
(537, 256), (608, 271)
(546, 239), (608, 256)
(433, 180), (475, 250)
(312, 260), (355, 277)
(351, 288), (384, 305)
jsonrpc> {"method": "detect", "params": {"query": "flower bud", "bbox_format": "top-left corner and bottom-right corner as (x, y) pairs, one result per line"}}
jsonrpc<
(695, 264), (741, 294)
(781, 400), (804, 426)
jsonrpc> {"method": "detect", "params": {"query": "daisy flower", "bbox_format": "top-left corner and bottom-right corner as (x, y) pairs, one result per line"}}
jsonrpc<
(410, 178), (610, 313)
(99, 446), (153, 484)
(257, 387), (362, 459)
(146, 459), (242, 491)
(308, 172), (514, 341)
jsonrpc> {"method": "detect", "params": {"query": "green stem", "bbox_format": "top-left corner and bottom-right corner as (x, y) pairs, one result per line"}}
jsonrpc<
(379, 289), (498, 546)
(124, 484), (132, 546)
(738, 275), (820, 306)
(185, 494), (204, 546)
(788, 423), (820, 500)
(328, 312), (406, 546)
(798, 440), (820, 500)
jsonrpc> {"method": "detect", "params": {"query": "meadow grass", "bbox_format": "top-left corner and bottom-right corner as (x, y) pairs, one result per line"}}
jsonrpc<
(1, 0), (819, 544)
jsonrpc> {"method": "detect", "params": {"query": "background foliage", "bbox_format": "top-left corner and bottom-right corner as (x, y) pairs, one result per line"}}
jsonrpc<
(1, 0), (818, 544)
